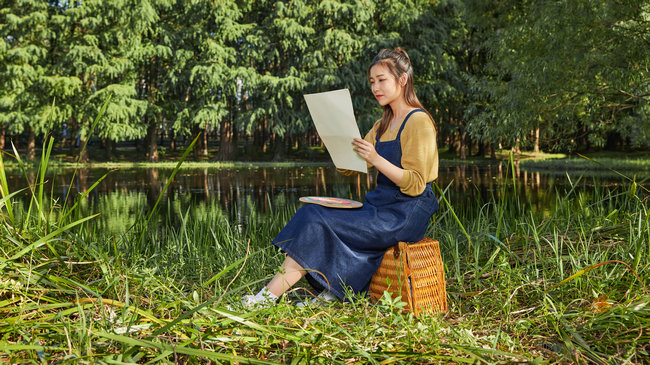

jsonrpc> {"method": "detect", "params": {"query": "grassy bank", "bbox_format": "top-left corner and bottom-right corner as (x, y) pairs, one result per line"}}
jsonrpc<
(1, 144), (570, 169)
(1, 145), (648, 363)
(520, 152), (650, 174)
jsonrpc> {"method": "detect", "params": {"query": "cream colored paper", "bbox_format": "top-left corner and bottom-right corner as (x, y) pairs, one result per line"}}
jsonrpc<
(304, 89), (367, 173)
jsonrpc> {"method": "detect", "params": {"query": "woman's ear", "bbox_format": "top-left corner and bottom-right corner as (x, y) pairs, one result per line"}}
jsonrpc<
(399, 74), (407, 86)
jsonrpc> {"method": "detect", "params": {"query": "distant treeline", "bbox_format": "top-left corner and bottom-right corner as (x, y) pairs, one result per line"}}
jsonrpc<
(1, 0), (648, 161)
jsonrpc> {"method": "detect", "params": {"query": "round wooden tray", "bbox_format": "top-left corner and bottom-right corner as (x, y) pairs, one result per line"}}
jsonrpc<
(299, 196), (363, 209)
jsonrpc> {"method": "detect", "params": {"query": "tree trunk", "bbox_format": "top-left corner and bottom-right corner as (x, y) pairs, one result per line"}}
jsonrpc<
(512, 138), (521, 154)
(61, 123), (68, 148)
(445, 135), (453, 155)
(105, 138), (116, 160)
(252, 123), (263, 157)
(272, 135), (287, 161)
(78, 168), (88, 193)
(145, 119), (159, 162)
(202, 125), (208, 156)
(217, 120), (235, 160)
(477, 141), (486, 157)
(0, 125), (5, 150)
(533, 127), (540, 153)
(459, 131), (467, 160)
(193, 125), (203, 159)
(170, 131), (176, 152)
(145, 168), (162, 205)
(68, 115), (78, 151)
(27, 127), (36, 161)
(582, 124), (590, 151)
(79, 135), (89, 162)
(262, 116), (268, 153)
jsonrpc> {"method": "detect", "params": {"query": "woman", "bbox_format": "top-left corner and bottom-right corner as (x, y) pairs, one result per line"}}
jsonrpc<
(243, 47), (439, 307)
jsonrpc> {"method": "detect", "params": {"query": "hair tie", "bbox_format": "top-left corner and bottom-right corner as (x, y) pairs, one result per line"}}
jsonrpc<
(395, 47), (410, 63)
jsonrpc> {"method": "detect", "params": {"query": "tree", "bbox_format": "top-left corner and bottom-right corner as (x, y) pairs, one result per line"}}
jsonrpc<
(465, 0), (650, 153)
(0, 0), (57, 159)
(132, 0), (178, 162)
(238, 0), (314, 160)
(174, 0), (248, 160)
(57, 0), (151, 161)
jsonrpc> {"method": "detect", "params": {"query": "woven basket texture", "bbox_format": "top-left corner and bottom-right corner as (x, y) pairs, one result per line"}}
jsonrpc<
(369, 237), (447, 316)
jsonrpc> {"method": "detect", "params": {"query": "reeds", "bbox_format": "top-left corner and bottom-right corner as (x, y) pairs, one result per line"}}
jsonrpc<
(1, 145), (648, 363)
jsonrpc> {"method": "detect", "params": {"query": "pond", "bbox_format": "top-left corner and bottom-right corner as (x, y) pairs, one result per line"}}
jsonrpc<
(3, 162), (643, 235)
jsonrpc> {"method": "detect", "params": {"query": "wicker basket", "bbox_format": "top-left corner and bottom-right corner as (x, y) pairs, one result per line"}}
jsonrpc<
(369, 237), (447, 316)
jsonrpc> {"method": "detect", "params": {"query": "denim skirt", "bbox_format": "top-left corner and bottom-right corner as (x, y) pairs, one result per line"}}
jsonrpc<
(272, 183), (438, 300)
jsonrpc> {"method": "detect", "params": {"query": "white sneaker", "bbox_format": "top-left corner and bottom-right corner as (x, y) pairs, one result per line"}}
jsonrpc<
(296, 290), (338, 307)
(226, 287), (279, 310)
(226, 294), (275, 311)
(243, 294), (277, 309)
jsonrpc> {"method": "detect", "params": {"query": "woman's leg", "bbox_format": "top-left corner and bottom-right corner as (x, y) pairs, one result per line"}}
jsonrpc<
(266, 255), (307, 297)
(239, 255), (306, 308)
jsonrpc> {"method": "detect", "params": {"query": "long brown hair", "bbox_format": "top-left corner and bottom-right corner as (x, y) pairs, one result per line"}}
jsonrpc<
(367, 47), (436, 138)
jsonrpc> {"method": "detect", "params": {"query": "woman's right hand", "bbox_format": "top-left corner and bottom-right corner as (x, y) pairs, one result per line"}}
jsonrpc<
(354, 137), (405, 185)
(352, 137), (379, 165)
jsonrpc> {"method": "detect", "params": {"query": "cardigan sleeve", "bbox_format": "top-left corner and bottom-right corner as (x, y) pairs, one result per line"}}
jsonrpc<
(395, 113), (438, 196)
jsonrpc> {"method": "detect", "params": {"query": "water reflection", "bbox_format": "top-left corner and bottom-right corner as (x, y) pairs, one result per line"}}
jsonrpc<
(3, 162), (643, 229)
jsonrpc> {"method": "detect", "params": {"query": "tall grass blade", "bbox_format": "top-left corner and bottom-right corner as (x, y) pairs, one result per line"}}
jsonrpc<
(0, 150), (15, 224)
(546, 259), (646, 292)
(59, 169), (116, 224)
(11, 141), (36, 231)
(495, 156), (510, 240)
(434, 182), (473, 248)
(94, 331), (279, 364)
(537, 173), (583, 236)
(210, 308), (301, 341)
(578, 153), (650, 193)
(1, 213), (99, 270)
(200, 250), (264, 289)
(137, 133), (200, 245)
(75, 298), (166, 325)
(59, 95), (111, 227)
(151, 252), (253, 336)
(0, 188), (27, 223)
(36, 136), (55, 230)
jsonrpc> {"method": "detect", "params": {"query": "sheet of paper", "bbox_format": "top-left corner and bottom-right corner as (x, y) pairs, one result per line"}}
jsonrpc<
(304, 89), (367, 173)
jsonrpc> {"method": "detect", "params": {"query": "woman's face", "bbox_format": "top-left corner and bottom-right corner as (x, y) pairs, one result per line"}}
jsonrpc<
(369, 63), (403, 107)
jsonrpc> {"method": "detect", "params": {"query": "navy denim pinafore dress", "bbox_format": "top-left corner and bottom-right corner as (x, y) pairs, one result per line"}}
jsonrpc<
(272, 109), (439, 300)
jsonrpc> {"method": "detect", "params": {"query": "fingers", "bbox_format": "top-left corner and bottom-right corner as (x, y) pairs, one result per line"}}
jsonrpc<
(352, 138), (366, 154)
(352, 138), (374, 161)
(352, 138), (368, 148)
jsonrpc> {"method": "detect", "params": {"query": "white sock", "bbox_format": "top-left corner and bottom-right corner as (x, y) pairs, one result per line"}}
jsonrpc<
(254, 287), (279, 303)
(318, 290), (337, 302)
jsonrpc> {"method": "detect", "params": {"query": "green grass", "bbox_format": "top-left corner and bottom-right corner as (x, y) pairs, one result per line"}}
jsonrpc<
(0, 142), (648, 363)
(521, 153), (650, 173)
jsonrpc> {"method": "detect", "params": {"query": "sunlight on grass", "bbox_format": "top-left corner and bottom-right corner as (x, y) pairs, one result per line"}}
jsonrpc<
(0, 139), (648, 363)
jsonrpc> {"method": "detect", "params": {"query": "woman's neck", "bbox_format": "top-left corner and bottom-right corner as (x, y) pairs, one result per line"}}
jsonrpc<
(389, 99), (415, 127)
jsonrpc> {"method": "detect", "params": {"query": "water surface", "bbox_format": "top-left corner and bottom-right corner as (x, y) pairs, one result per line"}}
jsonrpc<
(4, 162), (641, 233)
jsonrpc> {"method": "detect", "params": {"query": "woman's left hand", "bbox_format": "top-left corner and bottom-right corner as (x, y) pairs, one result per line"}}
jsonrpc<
(353, 138), (378, 164)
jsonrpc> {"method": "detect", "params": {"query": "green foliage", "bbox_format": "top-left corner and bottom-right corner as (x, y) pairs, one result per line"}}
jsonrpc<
(1, 1), (648, 158)
(0, 0), (56, 135)
(465, 0), (650, 152)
